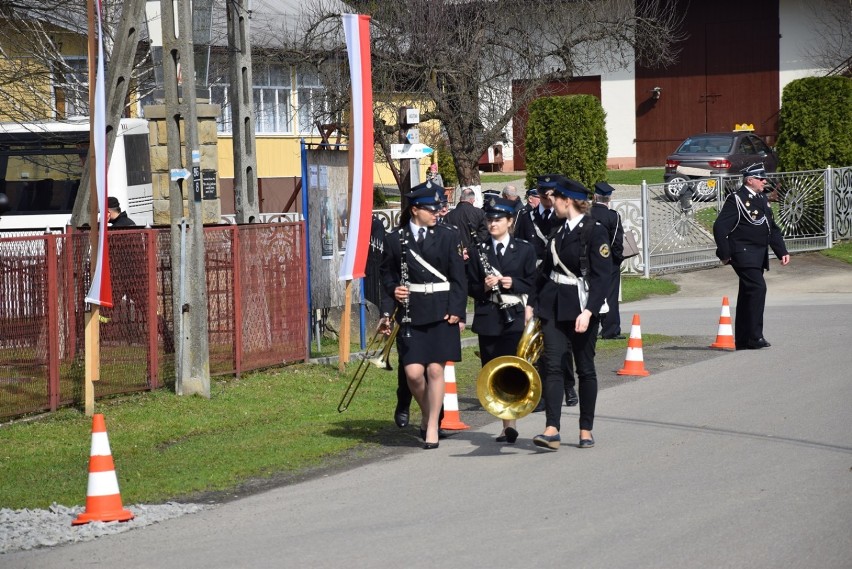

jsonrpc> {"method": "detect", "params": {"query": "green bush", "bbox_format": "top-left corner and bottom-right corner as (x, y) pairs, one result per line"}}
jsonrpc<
(435, 137), (458, 187)
(776, 76), (852, 171)
(524, 95), (608, 190)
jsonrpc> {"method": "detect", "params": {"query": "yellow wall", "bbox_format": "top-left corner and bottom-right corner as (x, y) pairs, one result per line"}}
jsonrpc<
(216, 134), (432, 186)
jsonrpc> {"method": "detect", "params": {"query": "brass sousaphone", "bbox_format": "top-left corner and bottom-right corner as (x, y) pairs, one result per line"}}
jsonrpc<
(476, 317), (544, 420)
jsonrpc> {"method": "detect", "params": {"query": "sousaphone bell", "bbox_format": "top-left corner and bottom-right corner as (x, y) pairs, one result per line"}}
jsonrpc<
(476, 317), (544, 420)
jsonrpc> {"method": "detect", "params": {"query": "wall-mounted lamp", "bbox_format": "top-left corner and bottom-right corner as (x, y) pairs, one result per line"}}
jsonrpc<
(651, 86), (662, 100)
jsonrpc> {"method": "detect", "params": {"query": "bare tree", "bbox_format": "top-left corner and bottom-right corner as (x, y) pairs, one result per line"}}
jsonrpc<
(803, 0), (852, 75)
(0, 2), (145, 123)
(261, 0), (684, 189)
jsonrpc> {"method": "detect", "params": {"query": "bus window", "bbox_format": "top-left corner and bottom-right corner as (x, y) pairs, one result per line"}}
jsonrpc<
(124, 133), (152, 186)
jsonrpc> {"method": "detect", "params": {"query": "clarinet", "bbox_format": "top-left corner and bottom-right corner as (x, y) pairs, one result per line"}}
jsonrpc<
(470, 230), (514, 325)
(399, 230), (413, 338)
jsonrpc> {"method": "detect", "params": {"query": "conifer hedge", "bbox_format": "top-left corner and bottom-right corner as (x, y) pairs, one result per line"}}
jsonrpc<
(776, 76), (852, 171)
(524, 95), (608, 190)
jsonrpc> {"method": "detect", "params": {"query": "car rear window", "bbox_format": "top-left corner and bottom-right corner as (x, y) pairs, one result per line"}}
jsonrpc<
(676, 136), (735, 154)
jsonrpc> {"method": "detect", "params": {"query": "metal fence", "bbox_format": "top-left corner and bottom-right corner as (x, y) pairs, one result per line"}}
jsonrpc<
(0, 222), (308, 420)
(612, 166), (852, 276)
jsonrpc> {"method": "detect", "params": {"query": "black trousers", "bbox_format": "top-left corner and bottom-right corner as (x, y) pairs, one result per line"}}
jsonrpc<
(599, 264), (622, 338)
(541, 316), (599, 432)
(732, 265), (767, 346)
(478, 331), (522, 366)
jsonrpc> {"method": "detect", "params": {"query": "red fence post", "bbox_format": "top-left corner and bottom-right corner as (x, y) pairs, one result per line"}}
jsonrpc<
(300, 221), (310, 362)
(45, 234), (60, 411)
(146, 228), (160, 389)
(232, 225), (243, 378)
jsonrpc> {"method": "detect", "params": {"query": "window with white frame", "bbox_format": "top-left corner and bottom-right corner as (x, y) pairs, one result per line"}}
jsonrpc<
(254, 63), (292, 134)
(210, 61), (293, 134)
(207, 60), (326, 136)
(296, 67), (327, 135)
(53, 57), (89, 118)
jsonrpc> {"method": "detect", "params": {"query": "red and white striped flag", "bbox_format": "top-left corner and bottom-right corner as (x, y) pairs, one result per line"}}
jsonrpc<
(339, 14), (374, 281)
(84, 0), (112, 308)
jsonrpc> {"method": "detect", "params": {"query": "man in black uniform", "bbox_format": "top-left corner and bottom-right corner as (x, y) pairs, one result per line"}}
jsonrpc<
(514, 179), (558, 264)
(591, 182), (625, 339)
(443, 187), (488, 256)
(516, 187), (540, 221)
(713, 163), (790, 349)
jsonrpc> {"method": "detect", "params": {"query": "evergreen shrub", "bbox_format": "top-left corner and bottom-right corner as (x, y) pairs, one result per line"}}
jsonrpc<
(524, 95), (608, 190)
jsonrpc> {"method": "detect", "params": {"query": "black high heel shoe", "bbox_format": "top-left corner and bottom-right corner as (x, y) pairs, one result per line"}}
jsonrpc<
(423, 441), (439, 450)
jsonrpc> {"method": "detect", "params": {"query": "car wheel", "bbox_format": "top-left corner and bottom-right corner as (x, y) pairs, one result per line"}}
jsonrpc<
(664, 176), (690, 201)
(694, 179), (717, 201)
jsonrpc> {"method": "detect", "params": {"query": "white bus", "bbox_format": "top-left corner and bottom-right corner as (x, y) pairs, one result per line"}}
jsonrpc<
(0, 117), (153, 232)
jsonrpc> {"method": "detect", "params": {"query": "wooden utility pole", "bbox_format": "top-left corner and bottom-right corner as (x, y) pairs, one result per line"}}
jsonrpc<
(227, 0), (260, 224)
(160, 0), (211, 397)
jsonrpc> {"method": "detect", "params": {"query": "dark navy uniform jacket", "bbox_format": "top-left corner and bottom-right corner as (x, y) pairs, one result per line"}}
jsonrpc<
(380, 223), (467, 326)
(466, 237), (537, 336)
(535, 216), (612, 322)
(443, 201), (489, 253)
(589, 202), (624, 265)
(514, 206), (559, 261)
(713, 185), (788, 270)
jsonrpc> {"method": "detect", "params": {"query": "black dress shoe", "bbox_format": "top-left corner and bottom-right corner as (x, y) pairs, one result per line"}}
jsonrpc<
(565, 387), (578, 407)
(423, 442), (439, 450)
(747, 338), (771, 349)
(420, 428), (451, 441)
(601, 334), (625, 340)
(505, 427), (518, 444)
(394, 407), (410, 428)
(532, 433), (561, 450)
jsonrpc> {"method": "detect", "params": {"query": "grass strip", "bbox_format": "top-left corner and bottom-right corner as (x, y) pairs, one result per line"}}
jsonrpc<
(0, 275), (678, 509)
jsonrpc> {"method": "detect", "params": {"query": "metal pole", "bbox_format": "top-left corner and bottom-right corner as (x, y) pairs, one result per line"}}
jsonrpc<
(641, 180), (651, 279)
(825, 166), (834, 247)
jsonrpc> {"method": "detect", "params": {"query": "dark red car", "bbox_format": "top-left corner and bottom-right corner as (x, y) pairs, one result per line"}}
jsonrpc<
(663, 130), (778, 200)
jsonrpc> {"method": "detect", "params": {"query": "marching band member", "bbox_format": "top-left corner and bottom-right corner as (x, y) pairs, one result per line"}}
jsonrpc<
(380, 181), (467, 449)
(513, 183), (558, 263)
(532, 175), (612, 451)
(467, 196), (537, 443)
(712, 162), (790, 349)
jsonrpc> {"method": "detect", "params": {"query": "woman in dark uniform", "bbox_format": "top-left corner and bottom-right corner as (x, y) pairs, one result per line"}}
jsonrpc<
(467, 196), (537, 443)
(380, 181), (467, 449)
(532, 175), (612, 451)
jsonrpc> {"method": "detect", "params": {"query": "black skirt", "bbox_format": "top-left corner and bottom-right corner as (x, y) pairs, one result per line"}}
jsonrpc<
(397, 320), (462, 366)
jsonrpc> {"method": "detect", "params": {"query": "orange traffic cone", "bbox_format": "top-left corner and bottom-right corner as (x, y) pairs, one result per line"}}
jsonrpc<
(72, 414), (134, 525)
(617, 314), (650, 377)
(440, 362), (470, 430)
(710, 296), (736, 350)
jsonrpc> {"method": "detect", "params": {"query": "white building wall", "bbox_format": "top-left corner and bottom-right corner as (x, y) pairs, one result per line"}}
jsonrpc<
(600, 65), (637, 169)
(778, 0), (832, 103)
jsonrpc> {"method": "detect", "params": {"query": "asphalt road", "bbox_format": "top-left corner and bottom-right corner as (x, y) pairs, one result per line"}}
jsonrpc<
(6, 253), (852, 569)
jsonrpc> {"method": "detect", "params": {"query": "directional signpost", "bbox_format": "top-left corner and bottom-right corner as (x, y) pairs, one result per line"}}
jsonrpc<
(390, 143), (434, 160)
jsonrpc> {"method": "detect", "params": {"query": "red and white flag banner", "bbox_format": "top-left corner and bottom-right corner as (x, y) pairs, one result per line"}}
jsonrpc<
(84, 0), (112, 307)
(339, 13), (374, 281)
